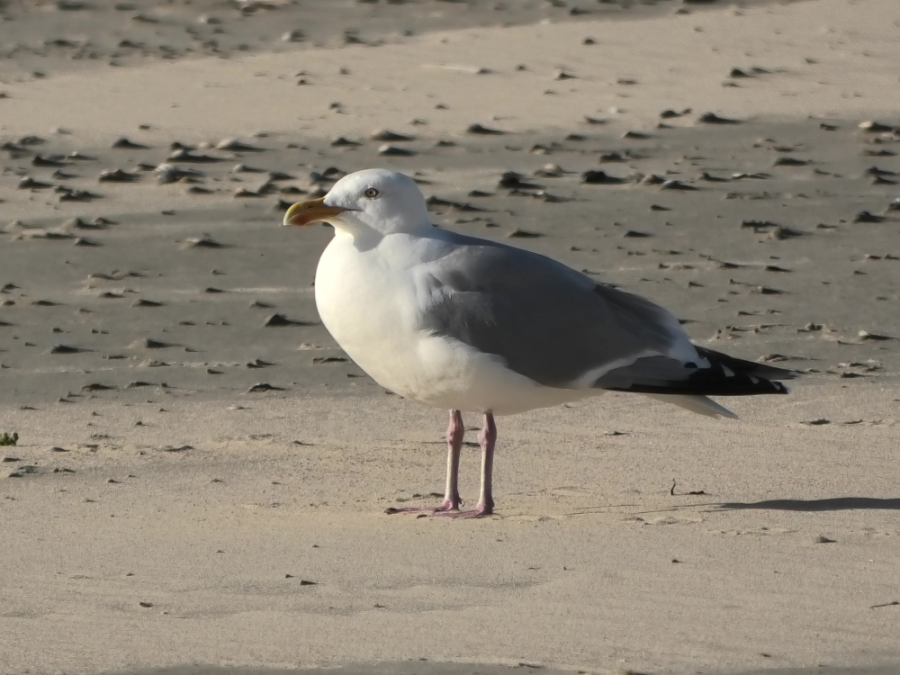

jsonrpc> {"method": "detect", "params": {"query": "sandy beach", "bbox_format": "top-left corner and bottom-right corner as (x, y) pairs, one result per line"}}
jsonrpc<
(1, 0), (899, 673)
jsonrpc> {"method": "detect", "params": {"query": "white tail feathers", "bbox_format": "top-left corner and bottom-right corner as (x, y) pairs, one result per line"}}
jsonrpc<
(644, 394), (739, 419)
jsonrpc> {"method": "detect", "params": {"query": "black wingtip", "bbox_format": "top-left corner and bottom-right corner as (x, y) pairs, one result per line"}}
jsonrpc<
(610, 374), (790, 397)
(606, 351), (794, 397)
(696, 346), (799, 381)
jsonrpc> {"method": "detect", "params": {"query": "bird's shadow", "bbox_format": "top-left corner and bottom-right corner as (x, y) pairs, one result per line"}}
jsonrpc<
(567, 496), (900, 517)
(714, 497), (900, 512)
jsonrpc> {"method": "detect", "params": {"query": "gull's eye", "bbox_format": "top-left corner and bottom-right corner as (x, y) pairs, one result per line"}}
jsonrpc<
(363, 187), (380, 199)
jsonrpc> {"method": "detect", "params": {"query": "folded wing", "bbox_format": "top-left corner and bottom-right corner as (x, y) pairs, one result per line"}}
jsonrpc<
(415, 231), (795, 399)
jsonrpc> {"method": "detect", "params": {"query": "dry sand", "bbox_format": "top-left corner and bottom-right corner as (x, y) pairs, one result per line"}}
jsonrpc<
(1, 0), (899, 674)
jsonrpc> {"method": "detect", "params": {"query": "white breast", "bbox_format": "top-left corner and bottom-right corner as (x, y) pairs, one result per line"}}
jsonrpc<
(315, 234), (418, 391)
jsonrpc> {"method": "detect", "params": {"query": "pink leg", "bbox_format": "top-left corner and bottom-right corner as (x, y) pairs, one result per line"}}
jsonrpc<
(435, 412), (496, 518)
(476, 412), (496, 515)
(386, 410), (464, 515)
(441, 409), (464, 510)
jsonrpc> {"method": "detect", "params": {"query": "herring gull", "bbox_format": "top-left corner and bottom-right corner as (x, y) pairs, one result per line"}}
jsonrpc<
(283, 168), (795, 517)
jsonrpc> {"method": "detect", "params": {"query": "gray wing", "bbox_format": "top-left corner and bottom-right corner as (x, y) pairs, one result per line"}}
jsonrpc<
(414, 232), (691, 388)
(414, 231), (796, 394)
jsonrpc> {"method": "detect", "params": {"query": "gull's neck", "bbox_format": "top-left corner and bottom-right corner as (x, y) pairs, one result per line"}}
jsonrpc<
(333, 215), (434, 252)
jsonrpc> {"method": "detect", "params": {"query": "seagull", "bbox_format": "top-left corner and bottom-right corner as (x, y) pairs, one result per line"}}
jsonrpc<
(283, 168), (795, 517)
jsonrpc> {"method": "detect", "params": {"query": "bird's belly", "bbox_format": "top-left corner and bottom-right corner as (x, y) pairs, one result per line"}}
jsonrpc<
(411, 335), (595, 415)
(315, 240), (592, 415)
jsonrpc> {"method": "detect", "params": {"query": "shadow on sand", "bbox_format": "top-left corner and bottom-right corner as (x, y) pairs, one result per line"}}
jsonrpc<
(715, 497), (900, 512)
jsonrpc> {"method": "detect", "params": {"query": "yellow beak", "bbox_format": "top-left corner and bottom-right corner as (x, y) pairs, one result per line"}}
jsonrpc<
(282, 197), (348, 227)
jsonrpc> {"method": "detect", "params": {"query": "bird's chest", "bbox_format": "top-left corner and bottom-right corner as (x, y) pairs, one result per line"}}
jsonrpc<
(314, 238), (425, 392)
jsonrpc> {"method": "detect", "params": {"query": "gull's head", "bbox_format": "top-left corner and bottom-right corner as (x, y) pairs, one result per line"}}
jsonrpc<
(283, 168), (430, 236)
